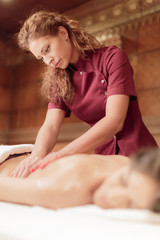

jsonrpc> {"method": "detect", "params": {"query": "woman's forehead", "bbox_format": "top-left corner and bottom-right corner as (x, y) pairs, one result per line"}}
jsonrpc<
(28, 36), (51, 55)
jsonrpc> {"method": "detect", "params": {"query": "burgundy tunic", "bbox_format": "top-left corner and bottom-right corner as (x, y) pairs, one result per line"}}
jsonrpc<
(48, 46), (157, 156)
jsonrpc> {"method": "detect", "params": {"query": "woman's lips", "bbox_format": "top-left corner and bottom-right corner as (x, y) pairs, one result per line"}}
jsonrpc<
(55, 59), (61, 68)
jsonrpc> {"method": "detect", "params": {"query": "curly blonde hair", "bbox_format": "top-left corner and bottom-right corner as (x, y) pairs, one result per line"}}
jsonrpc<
(17, 10), (102, 103)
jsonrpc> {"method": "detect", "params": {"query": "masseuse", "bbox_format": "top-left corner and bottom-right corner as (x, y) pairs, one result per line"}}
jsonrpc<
(11, 10), (157, 177)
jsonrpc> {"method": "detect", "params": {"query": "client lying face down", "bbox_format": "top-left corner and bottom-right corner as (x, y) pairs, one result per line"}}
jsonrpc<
(0, 148), (159, 211)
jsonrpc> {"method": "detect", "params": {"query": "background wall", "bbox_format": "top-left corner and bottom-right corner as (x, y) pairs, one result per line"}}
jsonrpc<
(0, 0), (159, 149)
(122, 18), (160, 146)
(0, 47), (12, 139)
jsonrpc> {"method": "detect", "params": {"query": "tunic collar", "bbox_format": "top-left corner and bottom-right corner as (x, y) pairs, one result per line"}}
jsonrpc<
(68, 57), (84, 72)
(68, 51), (94, 72)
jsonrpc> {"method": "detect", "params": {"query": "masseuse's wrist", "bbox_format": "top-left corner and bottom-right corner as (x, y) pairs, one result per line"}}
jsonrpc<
(31, 147), (48, 160)
(54, 149), (71, 160)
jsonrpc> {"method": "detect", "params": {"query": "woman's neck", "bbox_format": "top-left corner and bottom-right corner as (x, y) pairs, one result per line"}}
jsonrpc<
(70, 45), (80, 66)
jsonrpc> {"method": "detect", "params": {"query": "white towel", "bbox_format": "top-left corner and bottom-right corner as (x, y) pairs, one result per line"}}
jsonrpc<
(0, 144), (34, 164)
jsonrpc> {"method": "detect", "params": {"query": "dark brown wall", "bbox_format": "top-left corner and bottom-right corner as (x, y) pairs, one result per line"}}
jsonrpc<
(0, 61), (12, 131)
(122, 18), (160, 118)
(10, 59), (47, 129)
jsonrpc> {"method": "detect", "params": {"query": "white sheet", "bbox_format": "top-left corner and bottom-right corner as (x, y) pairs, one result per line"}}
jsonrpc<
(0, 145), (160, 240)
(0, 203), (160, 240)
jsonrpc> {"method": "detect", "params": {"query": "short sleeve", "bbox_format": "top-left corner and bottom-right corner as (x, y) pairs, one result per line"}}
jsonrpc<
(48, 100), (71, 117)
(105, 47), (137, 99)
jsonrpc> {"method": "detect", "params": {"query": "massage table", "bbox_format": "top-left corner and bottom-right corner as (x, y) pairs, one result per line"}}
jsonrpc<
(0, 145), (160, 240)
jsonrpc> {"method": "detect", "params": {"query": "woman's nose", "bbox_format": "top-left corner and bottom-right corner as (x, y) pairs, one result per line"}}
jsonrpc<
(42, 56), (52, 65)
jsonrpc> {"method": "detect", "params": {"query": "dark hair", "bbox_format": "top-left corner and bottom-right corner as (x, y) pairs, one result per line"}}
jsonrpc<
(131, 147), (160, 212)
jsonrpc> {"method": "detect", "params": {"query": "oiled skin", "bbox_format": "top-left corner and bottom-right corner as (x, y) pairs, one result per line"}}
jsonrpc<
(0, 154), (129, 209)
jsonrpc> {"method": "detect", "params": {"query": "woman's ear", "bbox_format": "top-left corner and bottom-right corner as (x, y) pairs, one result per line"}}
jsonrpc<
(58, 26), (69, 40)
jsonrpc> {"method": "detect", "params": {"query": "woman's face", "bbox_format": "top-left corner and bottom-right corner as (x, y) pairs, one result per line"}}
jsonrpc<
(28, 26), (79, 69)
(93, 166), (159, 209)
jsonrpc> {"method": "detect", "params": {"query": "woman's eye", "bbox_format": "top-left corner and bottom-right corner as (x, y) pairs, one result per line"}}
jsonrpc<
(45, 46), (50, 53)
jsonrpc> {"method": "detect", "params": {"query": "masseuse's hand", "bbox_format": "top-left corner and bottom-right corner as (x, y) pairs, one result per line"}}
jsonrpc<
(30, 152), (59, 172)
(10, 154), (42, 178)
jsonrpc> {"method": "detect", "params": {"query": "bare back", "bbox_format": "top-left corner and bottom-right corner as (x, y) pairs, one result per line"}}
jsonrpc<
(0, 154), (130, 209)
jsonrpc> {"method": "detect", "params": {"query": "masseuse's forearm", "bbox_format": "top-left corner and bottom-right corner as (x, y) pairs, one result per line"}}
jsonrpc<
(31, 124), (59, 158)
(56, 116), (122, 157)
(32, 108), (65, 159)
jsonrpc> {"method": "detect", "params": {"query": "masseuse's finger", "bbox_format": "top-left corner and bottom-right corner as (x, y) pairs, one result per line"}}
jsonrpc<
(10, 156), (29, 177)
(29, 159), (43, 173)
(11, 164), (30, 178)
(30, 158), (51, 171)
(20, 168), (31, 178)
(10, 163), (24, 177)
(39, 153), (59, 169)
(11, 166), (26, 178)
(16, 166), (29, 178)
(10, 155), (40, 178)
(30, 152), (58, 171)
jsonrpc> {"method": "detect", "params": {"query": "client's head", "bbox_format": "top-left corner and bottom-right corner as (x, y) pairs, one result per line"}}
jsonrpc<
(132, 147), (160, 212)
(93, 147), (160, 211)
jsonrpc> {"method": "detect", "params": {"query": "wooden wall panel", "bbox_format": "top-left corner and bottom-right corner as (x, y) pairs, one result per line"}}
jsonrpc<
(0, 113), (9, 130)
(136, 50), (160, 90)
(0, 61), (12, 133)
(121, 18), (160, 146)
(138, 89), (160, 116)
(0, 87), (11, 112)
(138, 19), (160, 53)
